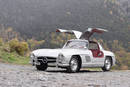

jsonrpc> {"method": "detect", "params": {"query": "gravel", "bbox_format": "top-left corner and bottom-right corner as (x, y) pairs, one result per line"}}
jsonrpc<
(0, 63), (130, 87)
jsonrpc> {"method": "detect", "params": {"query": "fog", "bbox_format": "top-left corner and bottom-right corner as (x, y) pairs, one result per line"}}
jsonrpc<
(0, 0), (129, 38)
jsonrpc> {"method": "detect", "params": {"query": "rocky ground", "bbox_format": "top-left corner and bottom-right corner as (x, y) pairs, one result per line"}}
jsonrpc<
(0, 63), (130, 87)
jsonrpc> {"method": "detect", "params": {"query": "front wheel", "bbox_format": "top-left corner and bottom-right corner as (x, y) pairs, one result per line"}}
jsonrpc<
(102, 57), (112, 71)
(67, 56), (80, 73)
(36, 61), (48, 71)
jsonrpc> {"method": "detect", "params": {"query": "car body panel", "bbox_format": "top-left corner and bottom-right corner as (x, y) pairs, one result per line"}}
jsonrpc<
(80, 28), (108, 40)
(30, 39), (116, 68)
(56, 29), (82, 39)
(32, 49), (61, 58)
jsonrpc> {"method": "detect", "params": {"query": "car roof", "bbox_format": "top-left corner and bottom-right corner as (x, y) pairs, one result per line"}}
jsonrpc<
(68, 39), (89, 42)
(68, 39), (99, 43)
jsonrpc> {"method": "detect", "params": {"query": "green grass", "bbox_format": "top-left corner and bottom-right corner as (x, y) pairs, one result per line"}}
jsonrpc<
(0, 47), (30, 65)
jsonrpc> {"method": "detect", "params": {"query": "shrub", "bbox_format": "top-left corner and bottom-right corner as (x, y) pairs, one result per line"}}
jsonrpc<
(15, 42), (29, 56)
(9, 39), (19, 52)
(9, 39), (29, 56)
(27, 39), (44, 50)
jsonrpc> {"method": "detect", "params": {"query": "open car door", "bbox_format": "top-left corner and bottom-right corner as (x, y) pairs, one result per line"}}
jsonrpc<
(56, 28), (108, 40)
(80, 28), (108, 40)
(56, 29), (82, 39)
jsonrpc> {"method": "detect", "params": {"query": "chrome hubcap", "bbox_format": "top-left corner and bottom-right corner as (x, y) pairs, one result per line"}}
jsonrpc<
(105, 59), (111, 70)
(70, 59), (78, 71)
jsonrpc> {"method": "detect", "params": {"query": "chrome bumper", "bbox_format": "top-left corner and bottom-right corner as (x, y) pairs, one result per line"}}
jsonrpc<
(57, 63), (69, 68)
(30, 56), (55, 66)
(30, 56), (69, 68)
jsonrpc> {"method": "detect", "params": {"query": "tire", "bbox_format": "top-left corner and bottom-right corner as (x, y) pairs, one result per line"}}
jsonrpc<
(102, 57), (112, 71)
(67, 56), (80, 73)
(36, 61), (48, 71)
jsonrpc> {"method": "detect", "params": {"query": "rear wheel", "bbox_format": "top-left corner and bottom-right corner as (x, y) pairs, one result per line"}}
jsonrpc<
(102, 57), (112, 71)
(67, 56), (80, 73)
(36, 61), (48, 71)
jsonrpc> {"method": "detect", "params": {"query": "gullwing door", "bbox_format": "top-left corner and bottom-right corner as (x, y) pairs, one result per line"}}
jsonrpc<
(56, 28), (108, 40)
(56, 29), (82, 39)
(80, 28), (108, 40)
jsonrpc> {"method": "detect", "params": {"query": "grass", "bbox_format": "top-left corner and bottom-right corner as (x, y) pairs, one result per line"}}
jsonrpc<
(0, 46), (30, 65)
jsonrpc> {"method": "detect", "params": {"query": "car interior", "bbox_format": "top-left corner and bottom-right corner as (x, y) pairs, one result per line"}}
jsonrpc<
(89, 41), (104, 58)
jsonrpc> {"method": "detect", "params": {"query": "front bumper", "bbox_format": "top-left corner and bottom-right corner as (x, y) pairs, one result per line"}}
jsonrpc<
(30, 56), (56, 66)
(57, 63), (69, 68)
(30, 55), (70, 68)
(30, 58), (69, 68)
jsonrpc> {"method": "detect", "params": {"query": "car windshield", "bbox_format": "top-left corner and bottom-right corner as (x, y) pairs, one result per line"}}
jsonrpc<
(63, 41), (88, 49)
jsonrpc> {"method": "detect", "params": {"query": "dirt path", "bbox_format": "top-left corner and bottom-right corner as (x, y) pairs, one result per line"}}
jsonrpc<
(0, 63), (130, 87)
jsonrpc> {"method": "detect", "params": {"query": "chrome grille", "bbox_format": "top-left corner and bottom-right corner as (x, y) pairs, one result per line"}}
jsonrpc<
(37, 57), (56, 63)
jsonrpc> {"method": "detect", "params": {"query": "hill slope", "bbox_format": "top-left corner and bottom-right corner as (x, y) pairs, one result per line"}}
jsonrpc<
(0, 0), (129, 49)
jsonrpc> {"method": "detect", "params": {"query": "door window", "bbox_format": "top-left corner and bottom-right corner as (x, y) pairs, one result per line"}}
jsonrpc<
(89, 42), (104, 58)
(89, 43), (99, 50)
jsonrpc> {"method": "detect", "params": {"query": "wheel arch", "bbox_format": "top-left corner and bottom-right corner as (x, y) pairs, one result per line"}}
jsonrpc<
(71, 55), (82, 68)
(105, 56), (113, 66)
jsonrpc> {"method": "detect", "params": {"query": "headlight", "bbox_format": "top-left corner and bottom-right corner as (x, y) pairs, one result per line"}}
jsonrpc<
(58, 53), (65, 63)
(58, 53), (64, 59)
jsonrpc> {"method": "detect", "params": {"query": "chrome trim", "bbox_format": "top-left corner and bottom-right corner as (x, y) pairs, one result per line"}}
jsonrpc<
(57, 63), (69, 67)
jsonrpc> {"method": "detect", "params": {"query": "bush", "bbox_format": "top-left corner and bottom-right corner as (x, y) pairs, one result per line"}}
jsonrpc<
(15, 42), (29, 56)
(27, 39), (45, 50)
(9, 39), (19, 52)
(9, 39), (29, 56)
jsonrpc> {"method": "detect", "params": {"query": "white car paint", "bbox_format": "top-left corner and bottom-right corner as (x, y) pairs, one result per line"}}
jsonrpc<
(32, 49), (61, 58)
(30, 39), (116, 68)
(30, 28), (116, 71)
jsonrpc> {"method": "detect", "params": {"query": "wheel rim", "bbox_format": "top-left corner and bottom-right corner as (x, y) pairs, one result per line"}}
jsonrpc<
(105, 59), (111, 70)
(70, 58), (78, 71)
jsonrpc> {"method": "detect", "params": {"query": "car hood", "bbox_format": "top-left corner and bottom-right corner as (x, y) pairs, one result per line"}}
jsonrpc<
(32, 48), (89, 58)
(103, 50), (115, 57)
(32, 49), (62, 58)
(60, 49), (89, 56)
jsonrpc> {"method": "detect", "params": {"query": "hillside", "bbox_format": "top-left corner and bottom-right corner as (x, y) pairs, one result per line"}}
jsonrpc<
(0, 0), (129, 50)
